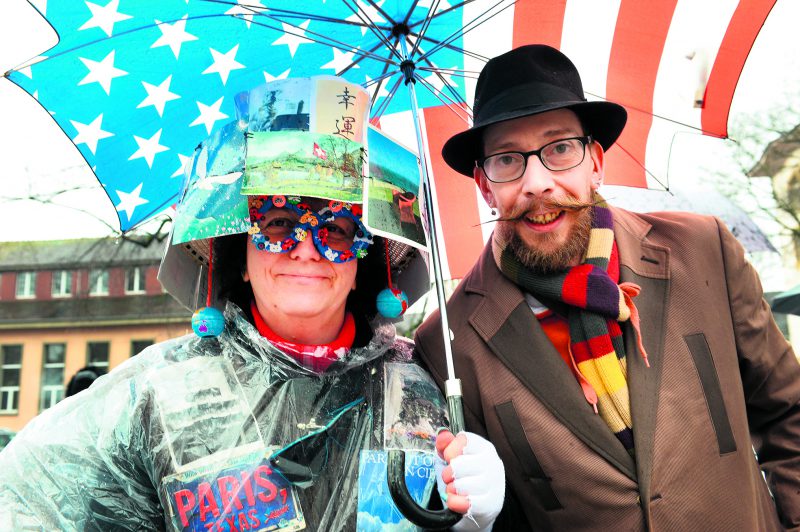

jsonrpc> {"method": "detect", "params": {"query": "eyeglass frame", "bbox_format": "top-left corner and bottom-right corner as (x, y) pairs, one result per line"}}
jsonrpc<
(248, 195), (373, 263)
(475, 135), (594, 183)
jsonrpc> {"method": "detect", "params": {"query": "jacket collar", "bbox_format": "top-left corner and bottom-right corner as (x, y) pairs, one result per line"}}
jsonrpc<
(464, 207), (669, 484)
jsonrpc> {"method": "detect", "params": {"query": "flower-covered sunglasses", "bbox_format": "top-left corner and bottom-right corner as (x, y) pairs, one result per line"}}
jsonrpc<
(248, 195), (373, 263)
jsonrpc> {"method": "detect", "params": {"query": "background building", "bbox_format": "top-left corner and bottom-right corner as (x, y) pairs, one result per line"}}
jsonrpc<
(0, 236), (190, 433)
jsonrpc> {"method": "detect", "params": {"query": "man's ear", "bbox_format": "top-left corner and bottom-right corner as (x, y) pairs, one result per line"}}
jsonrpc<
(588, 141), (605, 191)
(474, 166), (495, 208)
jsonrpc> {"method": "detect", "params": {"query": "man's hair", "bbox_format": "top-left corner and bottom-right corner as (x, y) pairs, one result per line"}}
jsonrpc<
(213, 233), (386, 323)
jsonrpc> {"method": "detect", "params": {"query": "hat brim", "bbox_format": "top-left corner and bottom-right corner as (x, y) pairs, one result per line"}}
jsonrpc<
(442, 100), (628, 177)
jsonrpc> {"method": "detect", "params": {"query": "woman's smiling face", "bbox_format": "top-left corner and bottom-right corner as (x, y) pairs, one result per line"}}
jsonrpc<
(244, 197), (358, 327)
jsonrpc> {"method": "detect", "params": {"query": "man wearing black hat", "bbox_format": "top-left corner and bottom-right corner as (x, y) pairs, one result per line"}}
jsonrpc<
(417, 44), (800, 530)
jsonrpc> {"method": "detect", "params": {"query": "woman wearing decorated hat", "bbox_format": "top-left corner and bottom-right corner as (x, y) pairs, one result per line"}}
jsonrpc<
(0, 77), (504, 531)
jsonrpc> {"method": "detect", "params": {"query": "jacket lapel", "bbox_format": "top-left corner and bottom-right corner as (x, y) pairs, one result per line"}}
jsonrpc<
(465, 243), (638, 480)
(612, 207), (670, 499)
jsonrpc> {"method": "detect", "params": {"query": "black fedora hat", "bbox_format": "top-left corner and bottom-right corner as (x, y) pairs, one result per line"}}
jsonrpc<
(442, 44), (627, 177)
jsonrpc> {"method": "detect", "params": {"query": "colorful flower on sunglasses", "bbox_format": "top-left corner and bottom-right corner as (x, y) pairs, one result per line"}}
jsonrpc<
(251, 197), (264, 209)
(247, 223), (260, 236)
(267, 241), (282, 253)
(300, 212), (318, 226)
(324, 249), (338, 262)
(339, 250), (354, 262)
(272, 195), (286, 207)
(317, 227), (329, 246)
(329, 200), (343, 213)
(294, 227), (307, 241)
(355, 248), (369, 259)
(281, 238), (295, 250)
(350, 204), (363, 217)
(297, 202), (311, 211)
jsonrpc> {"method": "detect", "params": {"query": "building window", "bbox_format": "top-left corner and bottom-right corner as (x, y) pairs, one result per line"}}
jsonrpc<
(86, 342), (110, 369)
(131, 340), (154, 357)
(51, 270), (73, 298)
(40, 343), (66, 411)
(89, 269), (109, 296)
(15, 271), (36, 299)
(126, 266), (146, 294)
(0, 345), (22, 414)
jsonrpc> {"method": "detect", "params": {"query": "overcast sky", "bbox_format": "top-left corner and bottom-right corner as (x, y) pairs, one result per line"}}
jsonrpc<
(0, 0), (798, 250)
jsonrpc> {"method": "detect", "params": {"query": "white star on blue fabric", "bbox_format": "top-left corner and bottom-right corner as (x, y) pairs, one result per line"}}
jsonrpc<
(322, 49), (360, 74)
(115, 183), (149, 222)
(172, 154), (192, 178)
(78, 50), (128, 95)
(202, 45), (246, 85)
(271, 20), (312, 57)
(137, 75), (180, 117)
(190, 97), (229, 134)
(129, 129), (169, 168)
(224, 0), (267, 28)
(78, 0), (132, 37)
(151, 16), (198, 59)
(70, 114), (114, 154)
(264, 69), (291, 83)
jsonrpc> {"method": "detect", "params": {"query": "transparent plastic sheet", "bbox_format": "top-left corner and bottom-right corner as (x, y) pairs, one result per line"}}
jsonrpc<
(0, 303), (446, 531)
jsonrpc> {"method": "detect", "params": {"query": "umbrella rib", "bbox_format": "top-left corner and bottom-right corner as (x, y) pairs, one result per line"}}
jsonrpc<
(414, 73), (472, 122)
(416, 66), (481, 80)
(614, 141), (669, 190)
(408, 0), (476, 26)
(247, 15), (397, 66)
(340, 0), (404, 63)
(407, 36), (471, 111)
(416, 0), (515, 64)
(338, 40), (394, 77)
(583, 91), (712, 135)
(363, 0), (400, 28)
(400, 0), (423, 27)
(366, 43), (399, 109)
(409, 0), (442, 59)
(414, 34), (489, 63)
(204, 0), (375, 30)
(370, 76), (405, 123)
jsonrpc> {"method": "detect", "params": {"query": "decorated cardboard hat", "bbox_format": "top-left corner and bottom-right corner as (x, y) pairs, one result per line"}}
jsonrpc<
(159, 76), (430, 314)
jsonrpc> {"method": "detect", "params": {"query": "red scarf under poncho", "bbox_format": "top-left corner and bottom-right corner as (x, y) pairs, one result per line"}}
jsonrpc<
(250, 301), (355, 372)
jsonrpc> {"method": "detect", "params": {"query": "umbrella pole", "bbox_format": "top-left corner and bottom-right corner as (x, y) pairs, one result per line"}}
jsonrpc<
(384, 39), (464, 531)
(398, 40), (465, 435)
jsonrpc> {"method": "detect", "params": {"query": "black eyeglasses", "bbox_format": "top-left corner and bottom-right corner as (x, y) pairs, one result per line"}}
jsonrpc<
(476, 135), (593, 183)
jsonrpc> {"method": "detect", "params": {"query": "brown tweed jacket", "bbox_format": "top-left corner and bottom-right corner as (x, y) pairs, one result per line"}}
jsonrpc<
(415, 207), (800, 531)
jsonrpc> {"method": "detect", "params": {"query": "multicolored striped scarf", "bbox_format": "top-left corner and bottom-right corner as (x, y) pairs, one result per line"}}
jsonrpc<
(494, 194), (648, 455)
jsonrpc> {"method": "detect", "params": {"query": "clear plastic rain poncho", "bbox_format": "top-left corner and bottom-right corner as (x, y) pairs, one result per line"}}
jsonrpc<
(0, 303), (448, 531)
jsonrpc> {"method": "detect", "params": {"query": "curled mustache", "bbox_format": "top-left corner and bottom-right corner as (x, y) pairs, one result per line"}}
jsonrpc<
(474, 196), (603, 226)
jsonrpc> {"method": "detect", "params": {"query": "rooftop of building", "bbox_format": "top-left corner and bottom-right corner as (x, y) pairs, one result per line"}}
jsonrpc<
(0, 233), (169, 272)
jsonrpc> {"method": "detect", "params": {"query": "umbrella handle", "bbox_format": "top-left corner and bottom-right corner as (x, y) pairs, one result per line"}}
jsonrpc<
(387, 450), (461, 529)
(387, 387), (465, 529)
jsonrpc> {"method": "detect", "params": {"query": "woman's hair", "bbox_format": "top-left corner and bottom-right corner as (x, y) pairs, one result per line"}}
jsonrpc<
(213, 232), (387, 323)
(65, 366), (106, 397)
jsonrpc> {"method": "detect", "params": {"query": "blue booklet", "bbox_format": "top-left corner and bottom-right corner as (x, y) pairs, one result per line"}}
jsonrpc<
(356, 449), (436, 531)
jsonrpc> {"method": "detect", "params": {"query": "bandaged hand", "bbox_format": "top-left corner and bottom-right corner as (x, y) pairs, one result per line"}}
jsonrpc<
(435, 430), (505, 531)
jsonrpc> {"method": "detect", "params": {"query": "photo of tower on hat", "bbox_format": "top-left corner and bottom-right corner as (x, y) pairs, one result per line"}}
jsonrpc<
(159, 76), (430, 324)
